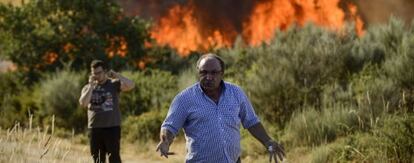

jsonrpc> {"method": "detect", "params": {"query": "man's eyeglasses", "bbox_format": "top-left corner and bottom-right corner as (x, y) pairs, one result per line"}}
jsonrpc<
(92, 70), (105, 76)
(198, 70), (223, 76)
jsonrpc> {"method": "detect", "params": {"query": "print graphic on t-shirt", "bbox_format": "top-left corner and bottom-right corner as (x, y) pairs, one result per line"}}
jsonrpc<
(89, 87), (114, 113)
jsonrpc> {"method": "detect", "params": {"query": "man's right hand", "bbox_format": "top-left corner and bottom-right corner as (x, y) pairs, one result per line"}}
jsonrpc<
(156, 140), (171, 158)
(88, 75), (97, 88)
(156, 129), (175, 158)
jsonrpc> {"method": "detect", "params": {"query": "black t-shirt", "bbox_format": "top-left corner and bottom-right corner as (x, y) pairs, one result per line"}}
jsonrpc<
(84, 79), (121, 128)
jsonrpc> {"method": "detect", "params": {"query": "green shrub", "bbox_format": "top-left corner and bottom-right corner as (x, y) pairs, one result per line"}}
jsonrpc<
(241, 24), (356, 126)
(350, 64), (402, 123)
(354, 17), (414, 111)
(122, 110), (166, 142)
(0, 72), (39, 128)
(309, 114), (414, 162)
(285, 105), (361, 147)
(0, 0), (150, 74)
(176, 67), (197, 91)
(36, 70), (86, 132)
(119, 69), (177, 116)
(374, 115), (414, 162)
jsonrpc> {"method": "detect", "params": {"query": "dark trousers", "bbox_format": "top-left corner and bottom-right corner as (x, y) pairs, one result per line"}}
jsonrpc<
(89, 126), (121, 163)
(237, 157), (241, 163)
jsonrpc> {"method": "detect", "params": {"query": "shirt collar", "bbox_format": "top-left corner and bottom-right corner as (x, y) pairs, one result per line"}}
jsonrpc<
(196, 80), (226, 95)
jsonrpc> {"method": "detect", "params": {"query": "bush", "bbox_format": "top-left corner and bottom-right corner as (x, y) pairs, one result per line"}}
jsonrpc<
(350, 64), (402, 119)
(240, 24), (357, 126)
(0, 0), (150, 81)
(123, 110), (166, 142)
(176, 67), (197, 91)
(36, 70), (87, 132)
(284, 105), (361, 147)
(308, 114), (414, 162)
(0, 72), (39, 128)
(352, 17), (414, 111)
(373, 115), (414, 162)
(119, 69), (178, 116)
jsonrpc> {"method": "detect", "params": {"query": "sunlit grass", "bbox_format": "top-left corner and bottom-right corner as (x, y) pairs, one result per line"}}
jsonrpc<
(0, 114), (187, 163)
(0, 114), (278, 163)
(0, 115), (91, 163)
(0, 0), (22, 6)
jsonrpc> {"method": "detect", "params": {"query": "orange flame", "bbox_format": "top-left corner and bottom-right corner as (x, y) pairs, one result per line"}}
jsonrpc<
(106, 36), (128, 58)
(43, 52), (58, 64)
(135, 56), (156, 70)
(348, 3), (365, 36)
(63, 43), (75, 53)
(150, 2), (234, 56)
(149, 0), (364, 55)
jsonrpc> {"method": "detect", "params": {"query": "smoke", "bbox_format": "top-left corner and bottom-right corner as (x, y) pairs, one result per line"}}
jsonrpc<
(117, 0), (185, 19)
(117, 0), (256, 34)
(347, 0), (414, 25)
(117, 0), (414, 26)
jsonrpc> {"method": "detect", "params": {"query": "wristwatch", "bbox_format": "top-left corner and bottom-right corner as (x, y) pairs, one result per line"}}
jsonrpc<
(268, 144), (274, 152)
(265, 140), (275, 152)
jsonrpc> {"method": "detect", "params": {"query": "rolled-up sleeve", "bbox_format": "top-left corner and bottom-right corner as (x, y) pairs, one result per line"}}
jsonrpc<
(161, 94), (188, 136)
(238, 88), (260, 129)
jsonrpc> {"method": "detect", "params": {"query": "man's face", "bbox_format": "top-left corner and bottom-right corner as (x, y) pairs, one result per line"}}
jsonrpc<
(91, 66), (107, 83)
(198, 58), (223, 92)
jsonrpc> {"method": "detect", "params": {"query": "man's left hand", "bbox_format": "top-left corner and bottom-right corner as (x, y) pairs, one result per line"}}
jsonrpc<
(266, 140), (285, 163)
(107, 69), (119, 79)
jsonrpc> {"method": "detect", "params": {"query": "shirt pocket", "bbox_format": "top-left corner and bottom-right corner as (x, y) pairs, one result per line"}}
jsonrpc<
(221, 104), (241, 129)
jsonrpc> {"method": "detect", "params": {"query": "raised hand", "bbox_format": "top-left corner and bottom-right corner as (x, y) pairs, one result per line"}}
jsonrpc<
(88, 75), (97, 87)
(106, 69), (119, 79)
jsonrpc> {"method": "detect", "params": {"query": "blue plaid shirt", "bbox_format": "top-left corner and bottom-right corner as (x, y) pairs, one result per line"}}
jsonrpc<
(161, 81), (260, 163)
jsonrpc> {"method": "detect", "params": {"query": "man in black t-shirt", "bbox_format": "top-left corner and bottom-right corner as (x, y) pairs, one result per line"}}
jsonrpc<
(79, 60), (135, 163)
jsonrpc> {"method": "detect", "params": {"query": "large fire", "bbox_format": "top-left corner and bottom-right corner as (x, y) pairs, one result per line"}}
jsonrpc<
(146, 0), (364, 56)
(150, 1), (236, 55)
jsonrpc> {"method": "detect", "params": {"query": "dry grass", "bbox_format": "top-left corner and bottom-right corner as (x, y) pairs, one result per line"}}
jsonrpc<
(0, 115), (187, 163)
(0, 115), (91, 163)
(0, 114), (277, 163)
(0, 0), (22, 6)
(0, 121), (276, 163)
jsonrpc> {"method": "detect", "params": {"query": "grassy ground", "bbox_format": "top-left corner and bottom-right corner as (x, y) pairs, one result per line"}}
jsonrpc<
(0, 122), (277, 163)
(0, 0), (21, 6)
(0, 121), (187, 163)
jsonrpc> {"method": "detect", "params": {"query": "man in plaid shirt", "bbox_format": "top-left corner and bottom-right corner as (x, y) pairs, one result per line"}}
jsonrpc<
(156, 53), (285, 163)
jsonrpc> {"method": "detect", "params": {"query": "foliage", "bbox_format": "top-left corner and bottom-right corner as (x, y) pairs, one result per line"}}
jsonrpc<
(123, 110), (166, 142)
(119, 69), (178, 116)
(284, 105), (362, 147)
(233, 24), (356, 126)
(309, 114), (414, 162)
(35, 70), (86, 131)
(0, 72), (39, 128)
(0, 0), (149, 82)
